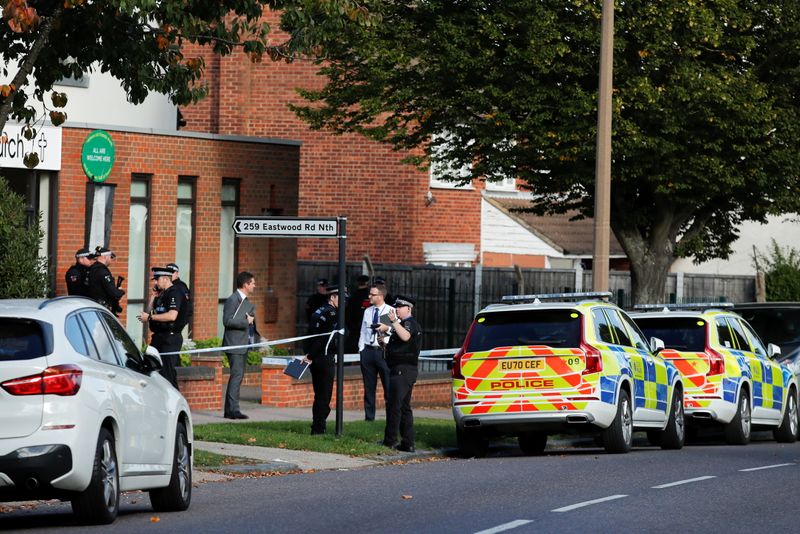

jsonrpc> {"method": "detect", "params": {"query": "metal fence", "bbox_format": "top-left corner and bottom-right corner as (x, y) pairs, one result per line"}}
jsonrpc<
(297, 261), (756, 352)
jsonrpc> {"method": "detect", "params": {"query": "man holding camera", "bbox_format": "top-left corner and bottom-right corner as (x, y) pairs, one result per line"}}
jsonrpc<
(137, 267), (184, 389)
(358, 284), (394, 421)
(87, 246), (125, 316)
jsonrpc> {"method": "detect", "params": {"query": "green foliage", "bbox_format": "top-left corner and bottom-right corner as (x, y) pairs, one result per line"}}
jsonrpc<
(180, 337), (222, 367)
(0, 0), (376, 139)
(288, 0), (800, 303)
(754, 240), (800, 301)
(0, 176), (48, 298)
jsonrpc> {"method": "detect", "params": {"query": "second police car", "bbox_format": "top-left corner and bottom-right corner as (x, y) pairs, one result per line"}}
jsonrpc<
(451, 292), (685, 457)
(631, 304), (799, 444)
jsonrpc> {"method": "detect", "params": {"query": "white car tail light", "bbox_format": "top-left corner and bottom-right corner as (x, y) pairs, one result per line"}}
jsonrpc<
(0, 364), (82, 396)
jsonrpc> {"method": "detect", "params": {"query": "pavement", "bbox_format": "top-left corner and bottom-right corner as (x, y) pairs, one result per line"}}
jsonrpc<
(191, 401), (453, 483)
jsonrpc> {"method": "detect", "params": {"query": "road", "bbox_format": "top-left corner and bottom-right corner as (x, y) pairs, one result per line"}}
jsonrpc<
(2, 432), (799, 533)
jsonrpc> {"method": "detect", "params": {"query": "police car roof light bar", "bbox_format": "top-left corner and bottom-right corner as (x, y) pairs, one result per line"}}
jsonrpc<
(501, 291), (612, 304)
(633, 302), (735, 311)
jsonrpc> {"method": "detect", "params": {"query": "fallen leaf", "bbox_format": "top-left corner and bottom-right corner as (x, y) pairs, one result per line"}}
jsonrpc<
(151, 516), (161, 523)
(247, 437), (257, 443)
(278, 442), (286, 448)
(401, 495), (413, 500)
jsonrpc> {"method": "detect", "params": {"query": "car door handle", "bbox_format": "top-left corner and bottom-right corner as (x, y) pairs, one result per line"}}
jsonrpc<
(139, 380), (148, 388)
(106, 371), (117, 379)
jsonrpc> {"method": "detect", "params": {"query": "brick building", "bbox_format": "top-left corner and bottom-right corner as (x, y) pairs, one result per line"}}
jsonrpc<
(1, 120), (301, 345)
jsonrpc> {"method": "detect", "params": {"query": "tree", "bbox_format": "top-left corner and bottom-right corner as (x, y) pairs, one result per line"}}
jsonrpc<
(0, 0), (375, 166)
(0, 175), (48, 297)
(754, 239), (800, 301)
(288, 0), (800, 304)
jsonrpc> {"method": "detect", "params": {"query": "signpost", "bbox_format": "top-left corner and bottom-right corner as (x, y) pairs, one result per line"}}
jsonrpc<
(232, 215), (348, 436)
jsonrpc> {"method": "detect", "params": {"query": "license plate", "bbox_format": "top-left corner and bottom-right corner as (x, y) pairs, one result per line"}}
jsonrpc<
(500, 359), (544, 371)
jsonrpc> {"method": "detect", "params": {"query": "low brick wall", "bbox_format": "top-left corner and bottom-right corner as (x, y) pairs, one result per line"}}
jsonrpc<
(177, 354), (224, 411)
(261, 364), (451, 409)
(177, 354), (452, 411)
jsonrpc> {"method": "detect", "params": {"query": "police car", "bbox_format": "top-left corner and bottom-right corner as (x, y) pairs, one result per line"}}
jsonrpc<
(452, 292), (685, 457)
(631, 304), (799, 445)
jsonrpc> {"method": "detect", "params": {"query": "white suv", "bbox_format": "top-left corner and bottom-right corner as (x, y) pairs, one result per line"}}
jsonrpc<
(0, 297), (192, 524)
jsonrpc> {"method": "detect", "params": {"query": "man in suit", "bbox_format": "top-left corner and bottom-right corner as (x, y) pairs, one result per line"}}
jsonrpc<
(222, 271), (257, 419)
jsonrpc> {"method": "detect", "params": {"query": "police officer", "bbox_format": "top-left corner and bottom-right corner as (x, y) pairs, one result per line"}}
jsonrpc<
(87, 246), (125, 315)
(166, 262), (192, 333)
(379, 295), (422, 452)
(137, 267), (184, 389)
(305, 277), (329, 321)
(303, 285), (340, 435)
(65, 248), (94, 297)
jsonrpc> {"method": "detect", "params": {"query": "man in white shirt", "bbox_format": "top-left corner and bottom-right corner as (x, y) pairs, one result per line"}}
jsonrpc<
(358, 284), (394, 421)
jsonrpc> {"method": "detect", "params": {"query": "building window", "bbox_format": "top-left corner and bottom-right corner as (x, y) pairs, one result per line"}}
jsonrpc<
(126, 175), (150, 346)
(484, 176), (518, 193)
(429, 131), (473, 190)
(218, 179), (240, 337)
(176, 176), (196, 335)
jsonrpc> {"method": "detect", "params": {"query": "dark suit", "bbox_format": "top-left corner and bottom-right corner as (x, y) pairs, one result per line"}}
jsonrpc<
(222, 290), (256, 416)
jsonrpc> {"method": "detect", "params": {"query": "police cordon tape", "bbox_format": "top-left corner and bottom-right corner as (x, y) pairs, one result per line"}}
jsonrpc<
(158, 329), (458, 363)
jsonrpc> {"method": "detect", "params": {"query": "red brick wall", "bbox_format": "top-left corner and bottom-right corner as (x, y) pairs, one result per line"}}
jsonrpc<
(260, 366), (451, 409)
(181, 13), (482, 267)
(56, 127), (300, 341)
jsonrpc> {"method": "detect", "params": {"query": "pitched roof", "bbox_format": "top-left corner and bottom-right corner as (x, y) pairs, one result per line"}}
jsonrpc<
(486, 197), (625, 257)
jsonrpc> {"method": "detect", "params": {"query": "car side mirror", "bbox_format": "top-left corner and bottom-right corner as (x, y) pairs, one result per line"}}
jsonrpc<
(143, 345), (163, 371)
(650, 337), (665, 354)
(768, 343), (781, 359)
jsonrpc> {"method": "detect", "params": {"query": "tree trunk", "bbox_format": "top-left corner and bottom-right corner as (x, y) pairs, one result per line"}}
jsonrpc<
(612, 221), (676, 307)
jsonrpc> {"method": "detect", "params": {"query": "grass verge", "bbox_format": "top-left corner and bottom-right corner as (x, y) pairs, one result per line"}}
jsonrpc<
(194, 449), (259, 468)
(194, 418), (457, 457)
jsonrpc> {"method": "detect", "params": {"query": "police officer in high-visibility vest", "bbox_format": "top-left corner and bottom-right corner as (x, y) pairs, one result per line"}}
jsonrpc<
(138, 267), (184, 389)
(65, 248), (94, 297)
(87, 246), (125, 315)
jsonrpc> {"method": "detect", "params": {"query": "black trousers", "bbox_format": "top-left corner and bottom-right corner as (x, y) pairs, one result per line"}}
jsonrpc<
(360, 346), (389, 420)
(383, 364), (418, 448)
(152, 332), (182, 390)
(310, 355), (335, 433)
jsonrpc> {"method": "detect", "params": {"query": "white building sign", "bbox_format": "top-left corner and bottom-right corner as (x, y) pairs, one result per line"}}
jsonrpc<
(0, 122), (63, 171)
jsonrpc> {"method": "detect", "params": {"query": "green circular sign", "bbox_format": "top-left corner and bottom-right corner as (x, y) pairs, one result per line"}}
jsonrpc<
(81, 130), (115, 182)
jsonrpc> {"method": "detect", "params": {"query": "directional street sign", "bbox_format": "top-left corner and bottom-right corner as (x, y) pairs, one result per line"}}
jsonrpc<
(232, 216), (339, 238)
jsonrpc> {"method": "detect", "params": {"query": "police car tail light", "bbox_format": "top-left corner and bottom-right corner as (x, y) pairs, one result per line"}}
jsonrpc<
(581, 342), (603, 375)
(706, 347), (725, 376)
(452, 347), (465, 379)
(1, 364), (83, 396)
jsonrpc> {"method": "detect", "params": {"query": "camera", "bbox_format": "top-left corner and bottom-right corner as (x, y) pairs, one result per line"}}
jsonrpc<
(370, 323), (381, 330)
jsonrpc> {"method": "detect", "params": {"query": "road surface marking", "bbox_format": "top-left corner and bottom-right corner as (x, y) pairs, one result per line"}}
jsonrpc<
(474, 519), (533, 534)
(652, 475), (716, 489)
(551, 494), (628, 512)
(739, 463), (795, 472)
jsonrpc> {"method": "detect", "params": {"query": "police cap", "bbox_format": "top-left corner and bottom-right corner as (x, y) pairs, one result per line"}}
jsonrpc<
(94, 246), (116, 259)
(152, 267), (172, 280)
(393, 295), (415, 308)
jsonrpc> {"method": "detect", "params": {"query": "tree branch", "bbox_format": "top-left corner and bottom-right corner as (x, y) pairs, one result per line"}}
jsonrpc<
(0, 7), (62, 133)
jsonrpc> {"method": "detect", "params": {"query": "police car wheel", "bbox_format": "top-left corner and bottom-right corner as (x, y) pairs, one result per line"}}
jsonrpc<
(457, 426), (489, 458)
(659, 386), (685, 450)
(724, 390), (751, 445)
(602, 389), (632, 454)
(517, 432), (547, 456)
(773, 389), (799, 443)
